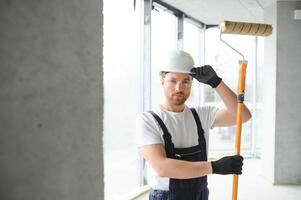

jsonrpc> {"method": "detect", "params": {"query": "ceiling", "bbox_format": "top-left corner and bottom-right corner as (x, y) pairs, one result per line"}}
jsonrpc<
(159, 0), (283, 24)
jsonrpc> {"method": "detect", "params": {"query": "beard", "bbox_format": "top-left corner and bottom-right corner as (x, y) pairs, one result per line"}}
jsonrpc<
(169, 92), (188, 105)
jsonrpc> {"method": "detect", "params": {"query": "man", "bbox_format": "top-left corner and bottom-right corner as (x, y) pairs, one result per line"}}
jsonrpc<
(136, 50), (251, 200)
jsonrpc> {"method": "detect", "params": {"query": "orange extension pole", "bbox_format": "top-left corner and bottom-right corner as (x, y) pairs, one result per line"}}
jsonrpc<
(232, 60), (248, 200)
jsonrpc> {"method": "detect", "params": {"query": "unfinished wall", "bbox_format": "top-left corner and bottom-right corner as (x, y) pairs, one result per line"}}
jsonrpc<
(263, 1), (301, 184)
(275, 1), (301, 184)
(0, 0), (104, 199)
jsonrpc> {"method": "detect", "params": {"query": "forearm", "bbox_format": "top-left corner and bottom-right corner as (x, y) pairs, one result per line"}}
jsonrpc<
(158, 158), (212, 179)
(215, 81), (251, 121)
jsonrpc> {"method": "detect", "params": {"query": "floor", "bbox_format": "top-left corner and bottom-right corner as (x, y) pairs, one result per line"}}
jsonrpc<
(135, 158), (301, 200)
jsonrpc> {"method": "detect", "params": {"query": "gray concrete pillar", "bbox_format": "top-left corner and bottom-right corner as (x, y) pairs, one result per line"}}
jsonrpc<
(262, 1), (301, 184)
(0, 0), (104, 199)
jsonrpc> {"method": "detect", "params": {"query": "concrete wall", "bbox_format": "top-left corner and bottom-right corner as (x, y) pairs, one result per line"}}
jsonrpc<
(275, 1), (301, 184)
(0, 0), (104, 199)
(263, 1), (301, 184)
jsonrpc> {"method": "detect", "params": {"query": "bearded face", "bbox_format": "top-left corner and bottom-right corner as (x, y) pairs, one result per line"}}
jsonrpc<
(161, 72), (192, 106)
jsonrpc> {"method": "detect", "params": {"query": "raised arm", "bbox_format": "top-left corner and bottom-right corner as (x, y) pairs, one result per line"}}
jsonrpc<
(191, 65), (251, 128)
(213, 81), (251, 127)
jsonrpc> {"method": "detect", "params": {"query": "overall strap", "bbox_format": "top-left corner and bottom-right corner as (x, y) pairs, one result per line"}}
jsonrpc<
(190, 108), (207, 159)
(190, 108), (205, 137)
(148, 111), (175, 157)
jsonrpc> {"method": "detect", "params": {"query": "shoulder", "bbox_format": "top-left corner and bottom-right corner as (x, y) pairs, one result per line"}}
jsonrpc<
(190, 105), (219, 129)
(136, 109), (163, 147)
(136, 107), (165, 134)
(193, 105), (219, 116)
(136, 111), (152, 122)
(136, 108), (159, 124)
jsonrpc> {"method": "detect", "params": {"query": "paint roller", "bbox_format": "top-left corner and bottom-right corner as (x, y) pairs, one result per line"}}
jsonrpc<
(220, 21), (273, 36)
(218, 20), (272, 200)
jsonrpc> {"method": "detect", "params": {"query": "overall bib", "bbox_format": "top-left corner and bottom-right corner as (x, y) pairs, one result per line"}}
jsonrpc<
(148, 108), (209, 200)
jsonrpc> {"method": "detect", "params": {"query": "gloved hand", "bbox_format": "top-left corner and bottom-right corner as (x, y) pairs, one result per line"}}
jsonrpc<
(211, 155), (243, 175)
(190, 65), (222, 88)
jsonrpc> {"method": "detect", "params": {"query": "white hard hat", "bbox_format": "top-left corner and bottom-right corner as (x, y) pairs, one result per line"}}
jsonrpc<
(160, 50), (194, 74)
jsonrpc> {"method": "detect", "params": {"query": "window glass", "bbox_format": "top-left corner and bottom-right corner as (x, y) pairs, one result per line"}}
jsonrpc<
(151, 15), (204, 108)
(205, 27), (255, 156)
(104, 2), (262, 198)
(254, 37), (264, 156)
(103, 1), (140, 199)
(151, 10), (177, 107)
(183, 21), (204, 107)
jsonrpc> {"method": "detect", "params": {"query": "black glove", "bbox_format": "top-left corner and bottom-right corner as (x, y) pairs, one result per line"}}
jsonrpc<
(211, 155), (243, 175)
(190, 65), (222, 88)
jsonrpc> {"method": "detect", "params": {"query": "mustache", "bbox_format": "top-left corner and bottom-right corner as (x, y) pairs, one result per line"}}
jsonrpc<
(172, 92), (184, 96)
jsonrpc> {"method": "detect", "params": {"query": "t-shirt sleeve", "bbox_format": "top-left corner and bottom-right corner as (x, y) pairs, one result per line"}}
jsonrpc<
(197, 105), (219, 131)
(136, 112), (163, 147)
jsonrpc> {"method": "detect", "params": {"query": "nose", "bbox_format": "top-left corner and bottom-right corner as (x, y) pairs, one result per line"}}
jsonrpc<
(175, 82), (183, 91)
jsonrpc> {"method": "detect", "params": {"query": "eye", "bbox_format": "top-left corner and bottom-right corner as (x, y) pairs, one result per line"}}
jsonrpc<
(182, 80), (190, 84)
(169, 79), (177, 84)
(182, 79), (192, 85)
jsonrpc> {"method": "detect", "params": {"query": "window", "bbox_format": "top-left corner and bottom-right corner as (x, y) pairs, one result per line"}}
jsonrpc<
(151, 10), (177, 108)
(183, 21), (204, 107)
(205, 27), (256, 157)
(254, 37), (265, 156)
(103, 1), (141, 199)
(150, 15), (258, 157)
(103, 2), (263, 199)
(151, 12), (204, 109)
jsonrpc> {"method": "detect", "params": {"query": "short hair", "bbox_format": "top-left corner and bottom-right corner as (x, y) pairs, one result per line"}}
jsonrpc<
(159, 71), (193, 80)
(159, 71), (168, 78)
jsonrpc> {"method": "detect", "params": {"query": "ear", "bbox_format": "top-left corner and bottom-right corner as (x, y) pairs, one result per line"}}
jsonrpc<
(160, 78), (164, 86)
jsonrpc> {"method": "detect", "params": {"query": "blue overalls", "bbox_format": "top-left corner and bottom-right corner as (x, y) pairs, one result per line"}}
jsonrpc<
(148, 108), (209, 200)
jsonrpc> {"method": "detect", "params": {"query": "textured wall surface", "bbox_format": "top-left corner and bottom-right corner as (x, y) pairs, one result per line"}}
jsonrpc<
(275, 1), (301, 184)
(0, 0), (104, 199)
(263, 1), (301, 184)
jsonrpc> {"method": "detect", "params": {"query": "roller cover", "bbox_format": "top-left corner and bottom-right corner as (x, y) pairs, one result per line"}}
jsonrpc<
(220, 21), (272, 36)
